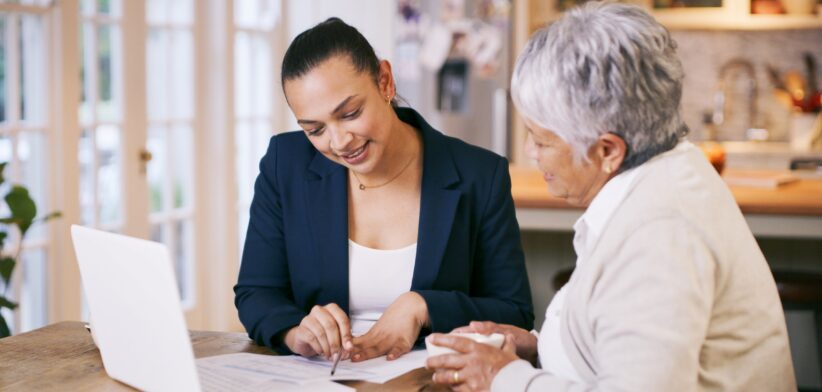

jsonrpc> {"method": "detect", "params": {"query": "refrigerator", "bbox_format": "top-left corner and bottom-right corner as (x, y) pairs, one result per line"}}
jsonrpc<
(394, 0), (513, 158)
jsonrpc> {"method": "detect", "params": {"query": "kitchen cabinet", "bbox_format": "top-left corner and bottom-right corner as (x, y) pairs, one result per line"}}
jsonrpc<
(508, 0), (822, 166)
(523, 0), (822, 32)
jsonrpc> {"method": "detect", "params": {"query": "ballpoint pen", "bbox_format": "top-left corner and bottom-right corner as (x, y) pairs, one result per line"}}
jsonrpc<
(330, 349), (344, 376)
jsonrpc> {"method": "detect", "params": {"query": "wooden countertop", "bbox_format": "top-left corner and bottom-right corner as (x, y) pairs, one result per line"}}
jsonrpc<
(0, 321), (443, 391)
(510, 166), (822, 216)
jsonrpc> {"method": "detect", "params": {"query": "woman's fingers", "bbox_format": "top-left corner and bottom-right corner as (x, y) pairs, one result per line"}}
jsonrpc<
(468, 320), (499, 334)
(386, 342), (412, 360)
(426, 352), (468, 370)
(502, 333), (517, 354)
(350, 339), (388, 362)
(301, 316), (331, 357)
(294, 327), (323, 357)
(432, 369), (465, 385)
(308, 304), (356, 358)
(426, 334), (517, 391)
(349, 331), (409, 362)
(451, 325), (476, 333)
(324, 303), (353, 350)
(428, 334), (477, 354)
(351, 341), (411, 362)
(316, 308), (343, 355)
(452, 320), (501, 334)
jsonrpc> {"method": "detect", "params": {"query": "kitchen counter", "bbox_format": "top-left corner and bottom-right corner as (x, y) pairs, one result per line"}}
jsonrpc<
(720, 141), (822, 171)
(510, 166), (822, 239)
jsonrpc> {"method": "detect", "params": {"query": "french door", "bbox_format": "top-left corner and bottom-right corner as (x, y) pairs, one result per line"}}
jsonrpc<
(5, 0), (287, 334)
(75, 0), (202, 324)
(0, 1), (52, 334)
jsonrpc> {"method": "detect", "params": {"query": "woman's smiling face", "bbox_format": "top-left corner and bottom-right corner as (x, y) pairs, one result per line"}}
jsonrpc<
(284, 55), (396, 175)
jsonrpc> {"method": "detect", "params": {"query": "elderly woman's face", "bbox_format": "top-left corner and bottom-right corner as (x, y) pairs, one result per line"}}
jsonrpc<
(284, 55), (395, 175)
(523, 119), (611, 206)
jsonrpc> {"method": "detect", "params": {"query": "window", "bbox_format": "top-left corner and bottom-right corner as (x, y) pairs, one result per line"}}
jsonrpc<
(234, 0), (280, 254)
(78, 0), (123, 232)
(0, 1), (52, 334)
(146, 0), (196, 306)
(3, 0), (293, 333)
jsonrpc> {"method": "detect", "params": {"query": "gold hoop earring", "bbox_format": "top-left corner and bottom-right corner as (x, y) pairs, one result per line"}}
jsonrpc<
(604, 165), (612, 174)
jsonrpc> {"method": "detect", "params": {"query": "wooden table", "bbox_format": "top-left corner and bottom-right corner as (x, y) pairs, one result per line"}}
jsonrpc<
(510, 166), (822, 239)
(0, 322), (445, 391)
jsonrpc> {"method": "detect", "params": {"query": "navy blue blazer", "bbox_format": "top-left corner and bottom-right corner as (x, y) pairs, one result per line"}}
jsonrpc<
(235, 107), (534, 353)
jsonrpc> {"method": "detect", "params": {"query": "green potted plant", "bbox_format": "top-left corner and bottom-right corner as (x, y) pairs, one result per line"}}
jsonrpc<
(0, 162), (61, 338)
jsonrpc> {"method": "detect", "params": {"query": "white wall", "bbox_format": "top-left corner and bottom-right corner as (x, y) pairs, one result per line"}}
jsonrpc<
(280, 0), (396, 131)
(286, 0), (396, 61)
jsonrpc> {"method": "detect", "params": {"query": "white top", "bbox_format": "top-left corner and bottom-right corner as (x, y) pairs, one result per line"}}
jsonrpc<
(348, 240), (417, 336)
(537, 151), (646, 382)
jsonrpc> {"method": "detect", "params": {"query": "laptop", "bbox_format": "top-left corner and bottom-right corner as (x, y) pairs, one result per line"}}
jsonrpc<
(71, 225), (202, 391)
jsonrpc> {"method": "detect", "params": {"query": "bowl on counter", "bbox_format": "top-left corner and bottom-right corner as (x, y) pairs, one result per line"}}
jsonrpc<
(699, 142), (726, 174)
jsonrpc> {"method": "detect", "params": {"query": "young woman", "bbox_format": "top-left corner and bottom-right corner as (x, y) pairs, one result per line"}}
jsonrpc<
(234, 17), (533, 363)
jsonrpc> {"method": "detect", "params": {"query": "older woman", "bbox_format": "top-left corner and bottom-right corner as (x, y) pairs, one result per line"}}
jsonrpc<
(425, 3), (794, 391)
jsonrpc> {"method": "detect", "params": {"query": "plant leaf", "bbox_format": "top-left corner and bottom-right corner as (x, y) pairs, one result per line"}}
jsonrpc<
(5, 186), (37, 235)
(0, 257), (14, 285)
(0, 231), (6, 252)
(0, 314), (10, 338)
(0, 296), (17, 310)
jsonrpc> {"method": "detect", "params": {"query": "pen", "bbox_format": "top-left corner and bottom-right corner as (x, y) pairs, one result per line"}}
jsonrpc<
(330, 350), (344, 376)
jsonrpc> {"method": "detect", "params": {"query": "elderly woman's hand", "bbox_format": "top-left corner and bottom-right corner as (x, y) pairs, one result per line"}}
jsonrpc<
(453, 321), (538, 365)
(426, 333), (520, 391)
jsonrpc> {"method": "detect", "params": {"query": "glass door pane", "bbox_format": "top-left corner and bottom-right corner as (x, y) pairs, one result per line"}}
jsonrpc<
(234, 0), (280, 253)
(146, 0), (195, 305)
(79, 4), (124, 232)
(0, 10), (52, 335)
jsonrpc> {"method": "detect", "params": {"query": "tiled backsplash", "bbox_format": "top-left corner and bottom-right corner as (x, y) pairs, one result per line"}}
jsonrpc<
(671, 29), (822, 141)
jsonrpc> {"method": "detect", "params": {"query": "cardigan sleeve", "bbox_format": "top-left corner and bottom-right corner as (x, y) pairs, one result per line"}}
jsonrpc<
(492, 217), (715, 391)
(234, 136), (306, 354)
(415, 157), (535, 333)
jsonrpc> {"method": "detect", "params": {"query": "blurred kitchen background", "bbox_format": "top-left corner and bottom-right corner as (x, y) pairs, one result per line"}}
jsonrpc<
(0, 0), (819, 387)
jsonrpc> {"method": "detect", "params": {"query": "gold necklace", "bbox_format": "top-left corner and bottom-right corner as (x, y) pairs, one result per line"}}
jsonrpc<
(351, 153), (416, 191)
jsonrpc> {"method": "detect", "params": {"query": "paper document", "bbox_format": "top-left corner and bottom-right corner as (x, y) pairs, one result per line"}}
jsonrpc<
(198, 359), (353, 392)
(196, 349), (427, 386)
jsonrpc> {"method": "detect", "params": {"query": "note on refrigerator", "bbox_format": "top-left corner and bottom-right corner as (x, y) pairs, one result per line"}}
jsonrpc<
(196, 349), (427, 386)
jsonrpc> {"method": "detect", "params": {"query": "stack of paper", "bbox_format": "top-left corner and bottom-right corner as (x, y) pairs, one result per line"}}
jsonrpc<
(196, 350), (427, 391)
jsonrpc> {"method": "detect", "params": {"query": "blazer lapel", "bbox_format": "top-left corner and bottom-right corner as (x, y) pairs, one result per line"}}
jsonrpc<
(305, 152), (350, 313)
(411, 120), (461, 290)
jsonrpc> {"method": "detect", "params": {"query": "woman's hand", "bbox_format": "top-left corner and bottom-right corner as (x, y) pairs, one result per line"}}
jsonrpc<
(349, 291), (429, 362)
(284, 303), (353, 359)
(453, 321), (538, 365)
(426, 333), (520, 391)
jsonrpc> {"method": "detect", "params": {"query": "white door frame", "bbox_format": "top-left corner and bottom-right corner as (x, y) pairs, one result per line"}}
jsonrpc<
(192, 0), (239, 331)
(50, 0), (83, 325)
(121, 0), (150, 240)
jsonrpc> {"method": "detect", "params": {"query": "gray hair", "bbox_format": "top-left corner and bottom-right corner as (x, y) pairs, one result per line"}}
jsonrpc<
(511, 1), (688, 170)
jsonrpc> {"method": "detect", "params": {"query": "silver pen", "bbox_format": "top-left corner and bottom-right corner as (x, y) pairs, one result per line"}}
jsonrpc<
(330, 350), (344, 376)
